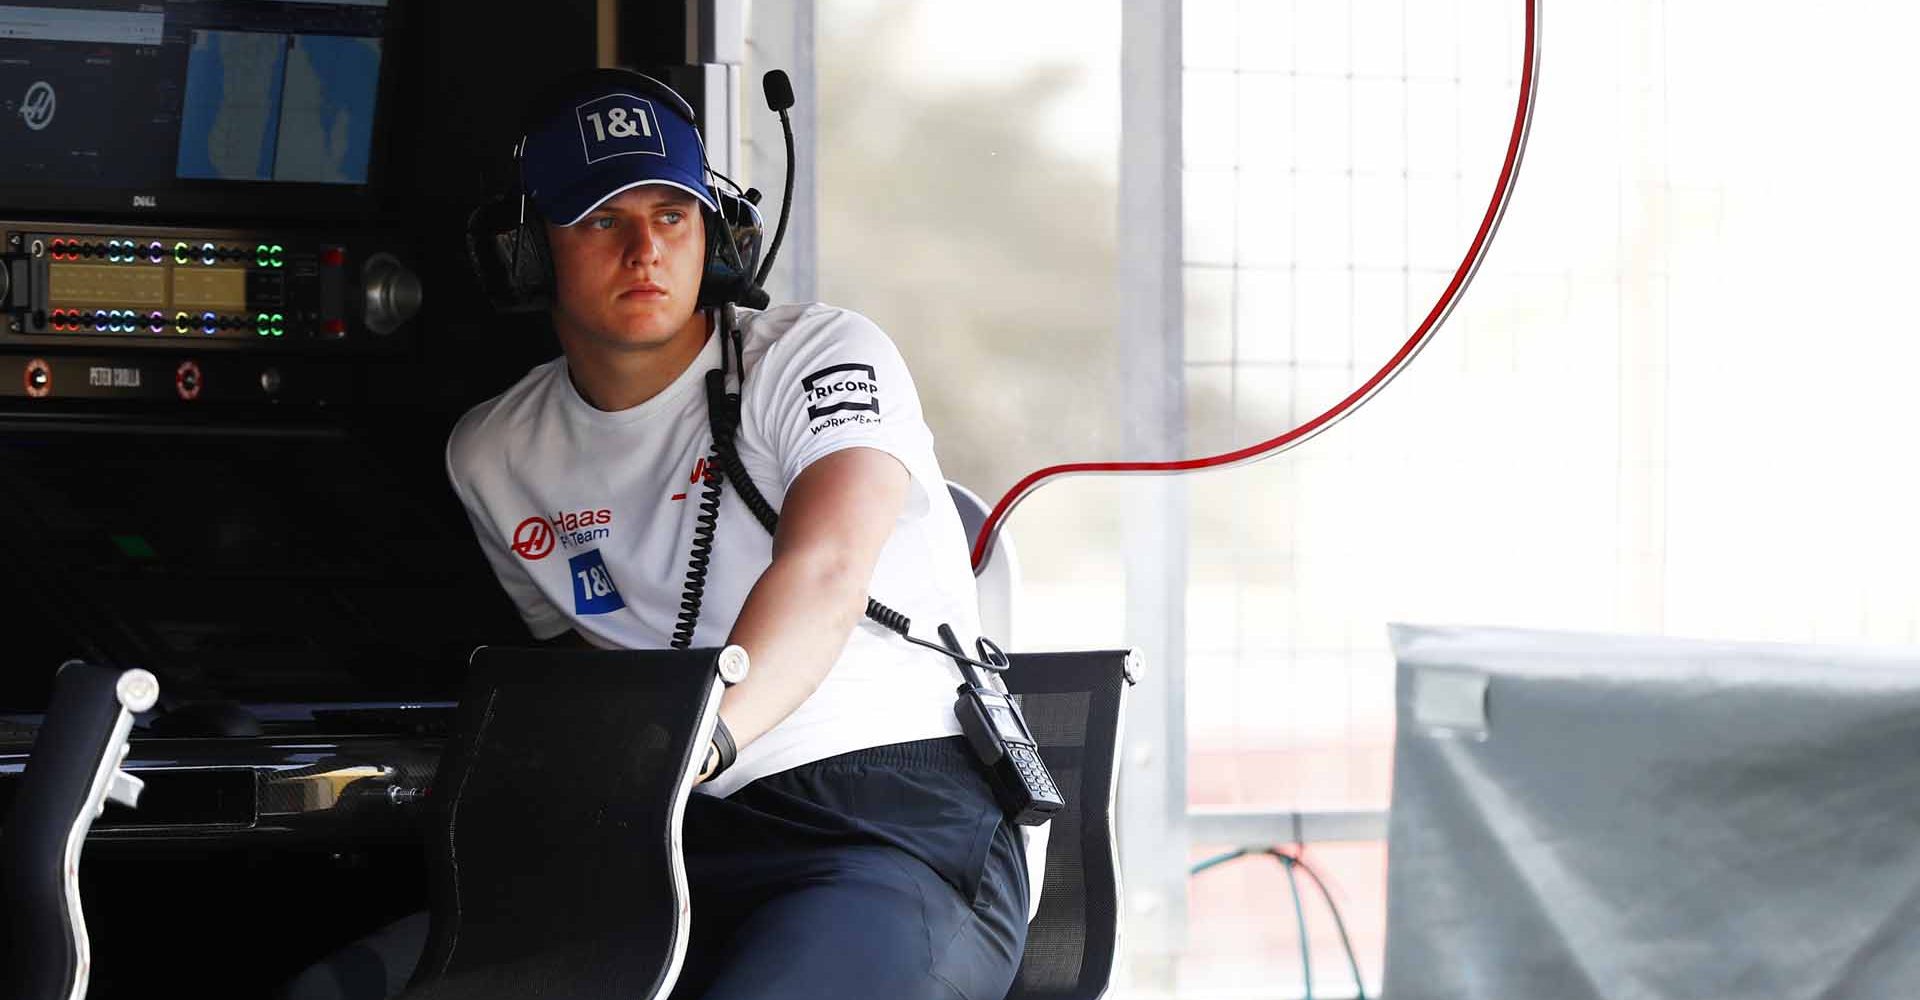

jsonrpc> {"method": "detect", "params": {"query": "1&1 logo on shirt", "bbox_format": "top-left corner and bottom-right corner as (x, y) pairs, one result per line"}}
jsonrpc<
(568, 549), (627, 615)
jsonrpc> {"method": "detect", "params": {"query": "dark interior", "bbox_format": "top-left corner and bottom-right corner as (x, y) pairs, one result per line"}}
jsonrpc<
(0, 2), (695, 995)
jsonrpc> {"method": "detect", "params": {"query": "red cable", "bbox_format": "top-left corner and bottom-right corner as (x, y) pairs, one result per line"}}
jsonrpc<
(971, 0), (1541, 571)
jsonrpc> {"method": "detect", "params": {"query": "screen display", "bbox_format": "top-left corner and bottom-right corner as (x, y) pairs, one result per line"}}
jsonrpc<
(47, 258), (247, 309)
(0, 1), (389, 195)
(167, 263), (244, 308)
(49, 259), (167, 304)
(986, 699), (1029, 745)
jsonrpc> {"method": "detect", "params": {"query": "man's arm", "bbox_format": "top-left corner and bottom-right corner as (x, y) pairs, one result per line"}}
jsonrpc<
(700, 446), (910, 778)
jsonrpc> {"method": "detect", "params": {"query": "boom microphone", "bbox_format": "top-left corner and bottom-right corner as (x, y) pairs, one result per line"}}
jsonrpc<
(754, 70), (796, 289)
(763, 69), (795, 113)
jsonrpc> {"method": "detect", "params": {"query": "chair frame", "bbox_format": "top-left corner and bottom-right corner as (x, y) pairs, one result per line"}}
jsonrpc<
(2, 661), (156, 1000)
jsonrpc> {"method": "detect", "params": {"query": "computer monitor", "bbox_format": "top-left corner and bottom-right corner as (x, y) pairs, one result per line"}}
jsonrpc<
(0, 0), (402, 220)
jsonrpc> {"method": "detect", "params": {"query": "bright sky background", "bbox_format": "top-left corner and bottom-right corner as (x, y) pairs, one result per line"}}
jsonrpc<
(816, 0), (1121, 173)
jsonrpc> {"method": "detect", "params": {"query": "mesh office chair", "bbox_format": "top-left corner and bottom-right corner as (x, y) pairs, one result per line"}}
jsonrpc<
(397, 645), (743, 1000)
(946, 482), (1136, 1000)
(1, 661), (158, 1000)
(999, 649), (1136, 1000)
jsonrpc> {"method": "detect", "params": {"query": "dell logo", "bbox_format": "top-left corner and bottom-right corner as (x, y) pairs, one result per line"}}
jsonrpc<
(131, 195), (156, 208)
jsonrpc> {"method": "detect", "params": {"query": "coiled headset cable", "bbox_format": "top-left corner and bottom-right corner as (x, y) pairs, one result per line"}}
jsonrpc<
(669, 431), (727, 650)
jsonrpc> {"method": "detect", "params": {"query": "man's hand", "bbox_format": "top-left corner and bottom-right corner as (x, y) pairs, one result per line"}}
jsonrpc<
(713, 447), (911, 753)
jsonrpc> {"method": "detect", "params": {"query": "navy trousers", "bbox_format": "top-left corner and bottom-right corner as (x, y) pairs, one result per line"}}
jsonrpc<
(280, 737), (1027, 1000)
(671, 736), (1029, 1000)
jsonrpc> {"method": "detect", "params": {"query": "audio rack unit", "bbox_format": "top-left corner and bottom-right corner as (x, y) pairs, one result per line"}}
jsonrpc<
(0, 221), (421, 354)
(0, 221), (421, 407)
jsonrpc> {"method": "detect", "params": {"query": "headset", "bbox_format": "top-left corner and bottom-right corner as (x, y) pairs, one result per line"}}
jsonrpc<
(465, 68), (766, 314)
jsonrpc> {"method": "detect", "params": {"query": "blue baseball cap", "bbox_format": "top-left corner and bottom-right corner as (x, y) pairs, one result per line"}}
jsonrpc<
(520, 72), (720, 226)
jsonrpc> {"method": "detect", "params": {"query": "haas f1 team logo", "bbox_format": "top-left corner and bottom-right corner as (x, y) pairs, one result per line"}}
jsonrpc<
(511, 508), (614, 560)
(20, 81), (54, 132)
(511, 517), (555, 560)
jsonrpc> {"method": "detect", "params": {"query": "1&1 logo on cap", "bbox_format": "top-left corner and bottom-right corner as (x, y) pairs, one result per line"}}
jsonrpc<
(568, 548), (627, 615)
(576, 93), (666, 164)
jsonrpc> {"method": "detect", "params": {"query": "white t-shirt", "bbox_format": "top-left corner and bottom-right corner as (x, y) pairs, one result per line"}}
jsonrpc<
(444, 302), (980, 797)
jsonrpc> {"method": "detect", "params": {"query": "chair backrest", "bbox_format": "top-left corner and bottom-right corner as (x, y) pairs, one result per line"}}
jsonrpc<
(399, 646), (728, 1000)
(947, 481), (1019, 643)
(1000, 649), (1137, 1000)
(2, 661), (157, 1000)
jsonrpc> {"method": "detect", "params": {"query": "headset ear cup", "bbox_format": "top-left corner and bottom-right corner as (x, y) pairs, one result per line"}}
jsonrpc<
(512, 221), (554, 309)
(464, 194), (553, 313)
(697, 193), (765, 308)
(698, 209), (739, 308)
(464, 195), (517, 310)
(728, 193), (765, 286)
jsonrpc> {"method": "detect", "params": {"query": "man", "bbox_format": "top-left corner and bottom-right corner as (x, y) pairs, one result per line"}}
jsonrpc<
(441, 69), (1028, 1000)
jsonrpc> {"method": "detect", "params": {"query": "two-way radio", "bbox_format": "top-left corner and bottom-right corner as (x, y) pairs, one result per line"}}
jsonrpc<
(939, 625), (1065, 825)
